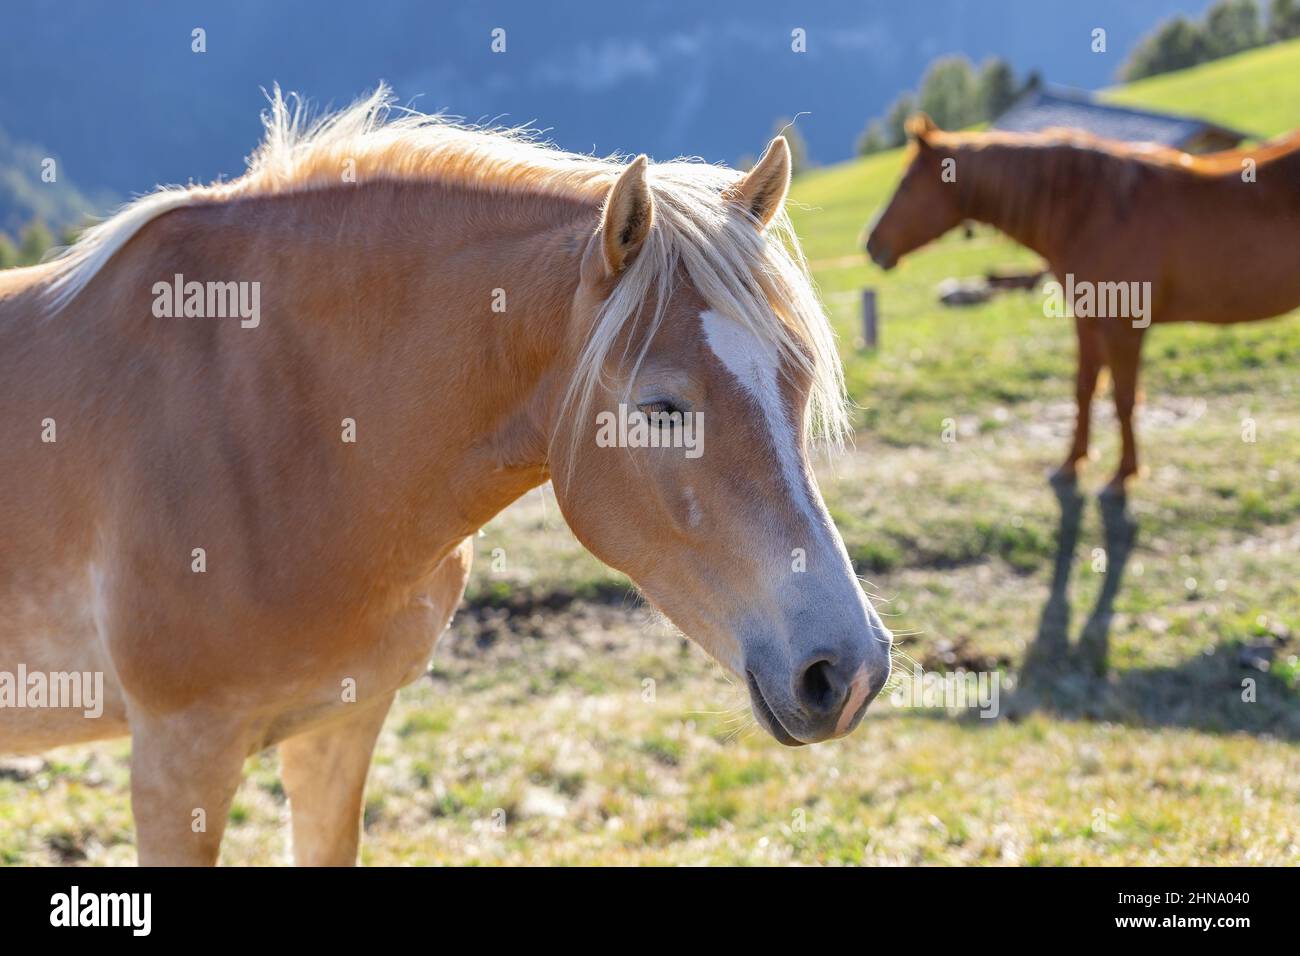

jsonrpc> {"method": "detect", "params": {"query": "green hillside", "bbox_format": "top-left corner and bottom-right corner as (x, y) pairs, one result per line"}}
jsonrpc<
(1103, 37), (1300, 140)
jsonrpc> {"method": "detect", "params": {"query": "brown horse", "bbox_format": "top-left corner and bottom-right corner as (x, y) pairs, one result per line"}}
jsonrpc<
(0, 88), (892, 864)
(865, 114), (1300, 492)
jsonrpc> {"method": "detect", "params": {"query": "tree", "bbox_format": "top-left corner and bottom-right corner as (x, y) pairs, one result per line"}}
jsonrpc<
(1123, 17), (1210, 80)
(916, 56), (979, 131)
(884, 93), (916, 147)
(0, 234), (18, 270)
(1123, 0), (1271, 81)
(976, 58), (1018, 121)
(856, 120), (887, 156)
(1270, 0), (1300, 39)
(1204, 0), (1262, 58)
(847, 53), (1016, 157)
(19, 220), (54, 266)
(1019, 70), (1043, 96)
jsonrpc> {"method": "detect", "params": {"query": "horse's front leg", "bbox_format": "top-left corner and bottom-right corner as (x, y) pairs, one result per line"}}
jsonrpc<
(129, 708), (255, 865)
(1053, 314), (1105, 483)
(279, 692), (395, 866)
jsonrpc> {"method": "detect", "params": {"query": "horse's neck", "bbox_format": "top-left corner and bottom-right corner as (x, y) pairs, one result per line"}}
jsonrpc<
(338, 183), (590, 527)
(176, 182), (587, 564)
(956, 143), (1078, 265)
(1266, 141), (1300, 180)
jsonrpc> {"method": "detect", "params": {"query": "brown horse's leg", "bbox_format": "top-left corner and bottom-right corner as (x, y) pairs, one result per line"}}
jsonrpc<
(280, 692), (394, 866)
(129, 709), (252, 865)
(1102, 326), (1146, 495)
(1054, 315), (1105, 482)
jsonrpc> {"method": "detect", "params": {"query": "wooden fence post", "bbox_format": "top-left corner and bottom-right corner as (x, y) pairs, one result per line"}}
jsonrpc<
(861, 288), (878, 350)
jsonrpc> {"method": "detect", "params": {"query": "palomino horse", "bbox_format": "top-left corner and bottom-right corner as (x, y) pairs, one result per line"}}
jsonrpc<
(0, 88), (891, 865)
(866, 114), (1300, 492)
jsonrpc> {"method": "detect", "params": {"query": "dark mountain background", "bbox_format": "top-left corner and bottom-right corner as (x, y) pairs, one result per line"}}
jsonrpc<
(0, 0), (1215, 228)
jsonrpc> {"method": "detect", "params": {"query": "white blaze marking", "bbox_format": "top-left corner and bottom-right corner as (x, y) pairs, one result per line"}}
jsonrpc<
(700, 311), (892, 707)
(700, 309), (822, 531)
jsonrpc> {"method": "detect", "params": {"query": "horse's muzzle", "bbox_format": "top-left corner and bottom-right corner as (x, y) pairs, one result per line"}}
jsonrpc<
(747, 649), (890, 746)
(865, 234), (897, 271)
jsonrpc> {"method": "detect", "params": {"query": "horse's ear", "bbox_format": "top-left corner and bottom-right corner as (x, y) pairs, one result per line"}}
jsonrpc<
(724, 136), (791, 230)
(599, 155), (654, 275)
(906, 112), (938, 144)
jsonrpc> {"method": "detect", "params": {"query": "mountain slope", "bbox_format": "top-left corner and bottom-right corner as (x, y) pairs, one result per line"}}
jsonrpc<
(0, 0), (1214, 201)
(1102, 37), (1300, 139)
(0, 123), (104, 233)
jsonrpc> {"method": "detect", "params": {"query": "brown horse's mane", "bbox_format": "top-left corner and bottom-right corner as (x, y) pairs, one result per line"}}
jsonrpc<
(909, 121), (1300, 243)
(926, 124), (1300, 178)
(922, 128), (1150, 238)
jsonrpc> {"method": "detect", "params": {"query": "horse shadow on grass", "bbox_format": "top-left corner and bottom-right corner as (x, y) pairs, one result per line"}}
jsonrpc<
(1021, 479), (1134, 680)
(1004, 479), (1300, 741)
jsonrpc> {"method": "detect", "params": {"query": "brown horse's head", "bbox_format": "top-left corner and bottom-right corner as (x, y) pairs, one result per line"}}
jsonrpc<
(864, 113), (964, 270)
(549, 140), (892, 745)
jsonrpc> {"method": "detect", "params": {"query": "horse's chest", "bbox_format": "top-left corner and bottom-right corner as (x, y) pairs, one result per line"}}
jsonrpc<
(253, 540), (474, 744)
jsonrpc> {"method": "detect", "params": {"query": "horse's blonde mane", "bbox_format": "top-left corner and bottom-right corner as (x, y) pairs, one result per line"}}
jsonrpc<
(560, 155), (851, 465)
(44, 85), (849, 450)
(45, 85), (613, 308)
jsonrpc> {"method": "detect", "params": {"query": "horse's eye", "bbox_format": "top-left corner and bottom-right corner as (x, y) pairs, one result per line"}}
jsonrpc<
(638, 400), (682, 423)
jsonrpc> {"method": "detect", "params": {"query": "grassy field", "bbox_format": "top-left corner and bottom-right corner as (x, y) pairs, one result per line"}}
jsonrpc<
(3, 43), (1298, 866)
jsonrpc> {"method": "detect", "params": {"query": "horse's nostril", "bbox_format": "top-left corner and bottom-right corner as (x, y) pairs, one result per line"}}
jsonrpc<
(796, 657), (843, 717)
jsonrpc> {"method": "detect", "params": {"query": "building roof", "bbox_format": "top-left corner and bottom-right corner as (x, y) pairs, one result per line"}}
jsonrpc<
(993, 86), (1252, 149)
